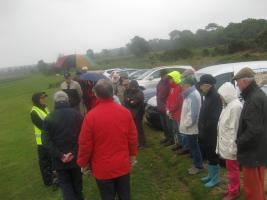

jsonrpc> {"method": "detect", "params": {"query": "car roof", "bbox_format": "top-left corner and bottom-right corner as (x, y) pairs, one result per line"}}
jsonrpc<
(152, 65), (193, 70)
(196, 61), (267, 76)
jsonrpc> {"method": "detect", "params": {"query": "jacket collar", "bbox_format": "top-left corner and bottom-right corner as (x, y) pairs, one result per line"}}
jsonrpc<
(55, 101), (70, 109)
(241, 81), (258, 100)
(182, 86), (196, 98)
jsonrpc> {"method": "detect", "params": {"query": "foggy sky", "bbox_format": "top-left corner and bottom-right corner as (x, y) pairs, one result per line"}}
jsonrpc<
(0, 0), (267, 68)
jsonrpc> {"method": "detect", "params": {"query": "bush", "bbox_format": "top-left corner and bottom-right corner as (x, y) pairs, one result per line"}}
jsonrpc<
(159, 49), (193, 62)
(202, 49), (210, 57)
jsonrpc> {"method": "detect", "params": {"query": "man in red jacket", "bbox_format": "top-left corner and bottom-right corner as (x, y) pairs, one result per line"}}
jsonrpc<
(77, 79), (138, 200)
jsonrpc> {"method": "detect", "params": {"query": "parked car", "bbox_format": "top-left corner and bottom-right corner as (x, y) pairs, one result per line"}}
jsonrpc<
(143, 88), (156, 104)
(137, 65), (193, 90)
(261, 85), (267, 95)
(195, 61), (267, 89)
(129, 69), (148, 80)
(145, 96), (162, 130)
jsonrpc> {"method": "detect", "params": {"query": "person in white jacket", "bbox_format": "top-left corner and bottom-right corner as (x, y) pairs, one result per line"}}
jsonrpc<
(216, 82), (242, 200)
(180, 77), (204, 175)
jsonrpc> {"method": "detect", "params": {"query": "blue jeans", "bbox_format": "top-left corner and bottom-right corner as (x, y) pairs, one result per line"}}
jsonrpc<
(177, 133), (190, 151)
(187, 135), (203, 169)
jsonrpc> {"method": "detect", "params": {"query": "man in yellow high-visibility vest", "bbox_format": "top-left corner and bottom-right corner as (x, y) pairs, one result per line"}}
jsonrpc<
(30, 92), (53, 186)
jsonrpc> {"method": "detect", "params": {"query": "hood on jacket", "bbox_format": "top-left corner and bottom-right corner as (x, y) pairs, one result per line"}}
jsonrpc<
(168, 71), (181, 84)
(218, 82), (238, 104)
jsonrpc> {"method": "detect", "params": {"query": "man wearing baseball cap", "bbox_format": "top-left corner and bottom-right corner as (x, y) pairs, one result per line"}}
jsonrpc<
(233, 67), (267, 200)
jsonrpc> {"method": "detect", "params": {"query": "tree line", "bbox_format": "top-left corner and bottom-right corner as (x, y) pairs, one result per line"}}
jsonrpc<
(95, 18), (267, 62)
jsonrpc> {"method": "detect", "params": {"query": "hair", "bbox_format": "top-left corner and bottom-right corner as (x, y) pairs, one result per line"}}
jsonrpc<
(93, 79), (114, 99)
(239, 77), (255, 82)
(160, 69), (168, 77)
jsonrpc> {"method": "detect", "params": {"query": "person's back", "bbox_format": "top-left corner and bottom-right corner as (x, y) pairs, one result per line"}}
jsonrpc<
(42, 91), (84, 200)
(44, 102), (83, 169)
(78, 99), (137, 179)
(77, 79), (137, 200)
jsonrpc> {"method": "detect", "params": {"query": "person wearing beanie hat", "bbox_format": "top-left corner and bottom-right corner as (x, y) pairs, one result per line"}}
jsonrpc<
(180, 77), (203, 175)
(198, 74), (222, 188)
(30, 92), (54, 187)
(54, 91), (69, 103)
(234, 67), (267, 200)
(165, 71), (190, 156)
(42, 91), (84, 200)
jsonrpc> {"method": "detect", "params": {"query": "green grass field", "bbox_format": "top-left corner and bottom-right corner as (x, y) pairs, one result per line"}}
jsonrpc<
(0, 74), (243, 200)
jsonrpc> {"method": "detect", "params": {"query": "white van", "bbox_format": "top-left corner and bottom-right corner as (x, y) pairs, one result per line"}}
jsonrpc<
(195, 61), (267, 89)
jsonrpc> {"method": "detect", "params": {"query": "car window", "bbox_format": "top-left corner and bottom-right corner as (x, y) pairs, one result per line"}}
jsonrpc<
(148, 70), (161, 79)
(215, 72), (234, 89)
(167, 68), (186, 74)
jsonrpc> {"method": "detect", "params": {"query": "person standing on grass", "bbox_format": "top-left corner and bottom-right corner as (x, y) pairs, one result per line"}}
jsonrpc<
(124, 80), (146, 149)
(179, 77), (204, 175)
(30, 92), (53, 187)
(233, 67), (267, 200)
(77, 79), (138, 200)
(156, 69), (171, 145)
(198, 74), (222, 188)
(165, 71), (189, 155)
(61, 72), (83, 111)
(216, 82), (242, 200)
(42, 91), (84, 200)
(114, 72), (129, 104)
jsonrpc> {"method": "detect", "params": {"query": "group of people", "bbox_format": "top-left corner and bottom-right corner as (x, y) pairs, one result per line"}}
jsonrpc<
(30, 71), (146, 200)
(30, 66), (267, 200)
(156, 67), (267, 200)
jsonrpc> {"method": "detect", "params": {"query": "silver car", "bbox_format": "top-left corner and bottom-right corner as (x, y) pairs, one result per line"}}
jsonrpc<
(136, 65), (193, 89)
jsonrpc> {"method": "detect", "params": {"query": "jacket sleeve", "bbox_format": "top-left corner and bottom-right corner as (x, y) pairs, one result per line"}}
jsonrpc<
(129, 91), (144, 107)
(77, 114), (94, 168)
(237, 100), (265, 150)
(42, 118), (63, 159)
(31, 111), (43, 130)
(227, 105), (242, 155)
(128, 115), (138, 156)
(168, 89), (183, 113)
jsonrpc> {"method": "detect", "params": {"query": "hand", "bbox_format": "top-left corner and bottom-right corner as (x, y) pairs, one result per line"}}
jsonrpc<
(130, 156), (138, 166)
(130, 100), (134, 104)
(81, 165), (91, 176)
(61, 152), (74, 163)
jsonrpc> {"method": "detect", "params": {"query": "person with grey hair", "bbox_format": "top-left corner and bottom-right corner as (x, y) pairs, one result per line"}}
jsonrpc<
(42, 91), (84, 200)
(77, 79), (138, 200)
(233, 67), (267, 200)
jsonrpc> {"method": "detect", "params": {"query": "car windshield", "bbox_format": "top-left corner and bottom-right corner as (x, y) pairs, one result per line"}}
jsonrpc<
(130, 69), (148, 79)
(136, 69), (153, 80)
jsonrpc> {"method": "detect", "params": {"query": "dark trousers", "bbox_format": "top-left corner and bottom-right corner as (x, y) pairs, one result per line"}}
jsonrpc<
(187, 135), (203, 168)
(96, 174), (130, 200)
(37, 145), (53, 186)
(159, 113), (171, 141)
(134, 117), (146, 147)
(57, 168), (83, 200)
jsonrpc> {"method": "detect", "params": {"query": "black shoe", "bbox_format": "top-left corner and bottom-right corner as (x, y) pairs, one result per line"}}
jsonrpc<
(164, 141), (174, 147)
